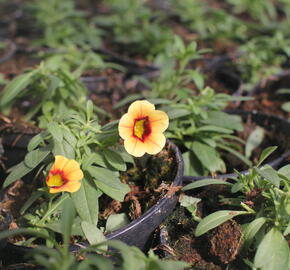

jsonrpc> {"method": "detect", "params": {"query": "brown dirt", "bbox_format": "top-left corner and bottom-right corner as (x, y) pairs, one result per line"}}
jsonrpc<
(209, 220), (242, 264)
(239, 72), (290, 119)
(99, 144), (178, 224)
(160, 206), (245, 270)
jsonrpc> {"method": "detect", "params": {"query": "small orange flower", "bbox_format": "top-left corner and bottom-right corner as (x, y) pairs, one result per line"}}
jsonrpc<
(118, 100), (169, 157)
(46, 155), (83, 193)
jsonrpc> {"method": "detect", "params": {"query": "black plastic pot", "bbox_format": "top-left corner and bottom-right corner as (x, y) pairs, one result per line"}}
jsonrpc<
(183, 110), (290, 183)
(0, 140), (183, 264)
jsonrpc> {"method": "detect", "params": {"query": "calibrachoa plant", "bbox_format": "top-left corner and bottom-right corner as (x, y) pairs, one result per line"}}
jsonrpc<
(2, 100), (170, 246)
(118, 100), (169, 157)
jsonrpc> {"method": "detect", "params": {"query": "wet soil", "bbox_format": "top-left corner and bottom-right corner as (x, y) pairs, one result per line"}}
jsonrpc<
(99, 145), (178, 224)
(239, 71), (290, 119)
(159, 204), (246, 270)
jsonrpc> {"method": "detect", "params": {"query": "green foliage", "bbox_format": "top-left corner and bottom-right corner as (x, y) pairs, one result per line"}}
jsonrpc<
(95, 0), (174, 58)
(182, 148), (290, 270)
(2, 101), (130, 244)
(28, 0), (102, 49)
(236, 32), (290, 91)
(148, 38), (249, 175)
(0, 201), (188, 270)
(170, 0), (247, 40)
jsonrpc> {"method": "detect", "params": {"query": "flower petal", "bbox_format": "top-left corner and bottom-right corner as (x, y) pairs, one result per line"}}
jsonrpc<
(128, 100), (155, 119)
(49, 181), (81, 194)
(62, 159), (81, 175)
(145, 133), (166, 155)
(52, 155), (69, 171)
(124, 137), (146, 157)
(118, 113), (134, 140)
(65, 169), (84, 181)
(148, 110), (169, 133)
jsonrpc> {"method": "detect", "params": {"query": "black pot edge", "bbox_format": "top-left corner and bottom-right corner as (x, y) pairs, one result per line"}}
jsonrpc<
(183, 110), (290, 182)
(106, 140), (184, 241)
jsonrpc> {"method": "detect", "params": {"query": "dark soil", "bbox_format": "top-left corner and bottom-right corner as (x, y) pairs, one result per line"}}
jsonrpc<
(159, 205), (245, 270)
(99, 144), (178, 224)
(240, 71), (290, 119)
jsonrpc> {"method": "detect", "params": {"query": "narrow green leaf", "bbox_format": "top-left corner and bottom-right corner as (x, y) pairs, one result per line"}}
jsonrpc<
(182, 179), (231, 191)
(245, 127), (265, 158)
(191, 141), (226, 172)
(257, 146), (277, 167)
(195, 210), (248, 237)
(61, 197), (76, 246)
(242, 217), (266, 251)
(217, 143), (252, 167)
(71, 178), (101, 225)
(103, 149), (126, 171)
(254, 228), (289, 270)
(3, 162), (34, 188)
(0, 71), (35, 109)
(203, 111), (243, 131)
(47, 122), (63, 143)
(27, 133), (46, 152)
(89, 167), (130, 202)
(105, 213), (130, 233)
(255, 166), (281, 187)
(113, 94), (142, 110)
(278, 165), (290, 177)
(81, 221), (106, 246)
(167, 109), (191, 119)
(20, 191), (44, 215)
(24, 148), (50, 168)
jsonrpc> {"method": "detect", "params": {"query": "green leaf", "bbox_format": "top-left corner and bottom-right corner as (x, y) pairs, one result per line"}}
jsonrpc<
(245, 127), (265, 158)
(282, 102), (290, 112)
(71, 178), (101, 225)
(255, 166), (281, 187)
(254, 228), (289, 270)
(106, 213), (130, 233)
(89, 166), (130, 202)
(86, 100), (94, 121)
(27, 133), (46, 152)
(197, 125), (233, 134)
(182, 179), (231, 191)
(167, 109), (191, 119)
(3, 161), (35, 188)
(113, 94), (142, 110)
(278, 164), (290, 177)
(20, 191), (44, 215)
(61, 197), (76, 246)
(257, 146), (277, 167)
(47, 122), (63, 143)
(195, 210), (248, 237)
(217, 143), (252, 167)
(81, 221), (106, 246)
(191, 141), (226, 173)
(242, 217), (267, 251)
(0, 71), (35, 109)
(203, 111), (243, 131)
(24, 148), (50, 168)
(103, 149), (126, 171)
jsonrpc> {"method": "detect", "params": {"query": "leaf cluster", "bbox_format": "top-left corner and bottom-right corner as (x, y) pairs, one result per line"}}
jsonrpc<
(182, 147), (290, 270)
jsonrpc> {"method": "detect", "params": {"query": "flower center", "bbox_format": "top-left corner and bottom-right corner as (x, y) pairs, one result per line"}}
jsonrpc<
(48, 174), (64, 187)
(133, 117), (151, 141)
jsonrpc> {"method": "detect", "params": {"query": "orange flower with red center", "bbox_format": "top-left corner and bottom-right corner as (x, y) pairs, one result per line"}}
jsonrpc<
(46, 155), (83, 193)
(118, 100), (169, 157)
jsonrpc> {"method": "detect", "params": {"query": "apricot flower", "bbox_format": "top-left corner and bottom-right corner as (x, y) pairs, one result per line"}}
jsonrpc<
(118, 100), (169, 157)
(46, 155), (83, 193)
